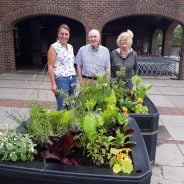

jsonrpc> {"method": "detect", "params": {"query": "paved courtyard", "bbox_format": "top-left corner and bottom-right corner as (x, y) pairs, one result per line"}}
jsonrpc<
(0, 71), (184, 184)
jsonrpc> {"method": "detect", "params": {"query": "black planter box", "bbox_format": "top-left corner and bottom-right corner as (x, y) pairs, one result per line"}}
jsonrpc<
(129, 96), (159, 163)
(0, 118), (151, 184)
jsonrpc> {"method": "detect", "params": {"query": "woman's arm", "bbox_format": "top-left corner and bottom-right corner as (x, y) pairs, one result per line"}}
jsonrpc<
(134, 53), (138, 74)
(47, 46), (57, 93)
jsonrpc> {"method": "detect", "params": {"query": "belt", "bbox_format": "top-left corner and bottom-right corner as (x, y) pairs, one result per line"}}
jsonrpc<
(82, 75), (97, 80)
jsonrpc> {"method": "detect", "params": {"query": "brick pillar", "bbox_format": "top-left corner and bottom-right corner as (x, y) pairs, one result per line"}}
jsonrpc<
(0, 31), (5, 73)
(151, 29), (161, 56)
(0, 29), (16, 73)
(178, 25), (184, 80)
(163, 22), (178, 56)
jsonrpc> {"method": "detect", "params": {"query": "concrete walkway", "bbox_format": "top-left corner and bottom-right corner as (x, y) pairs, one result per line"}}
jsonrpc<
(0, 71), (184, 184)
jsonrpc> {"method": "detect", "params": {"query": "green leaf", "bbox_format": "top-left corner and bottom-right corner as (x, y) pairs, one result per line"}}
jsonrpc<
(105, 90), (116, 105)
(10, 152), (17, 161)
(85, 99), (97, 112)
(109, 156), (116, 168)
(83, 114), (98, 139)
(131, 75), (142, 87)
(60, 110), (72, 124)
(21, 152), (27, 161)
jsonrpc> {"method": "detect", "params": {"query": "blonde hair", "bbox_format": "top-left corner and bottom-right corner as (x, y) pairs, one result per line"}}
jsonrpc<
(116, 30), (134, 47)
(57, 24), (70, 34)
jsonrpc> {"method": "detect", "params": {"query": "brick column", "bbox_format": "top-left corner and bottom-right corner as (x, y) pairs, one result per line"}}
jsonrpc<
(163, 22), (178, 56)
(151, 29), (161, 56)
(178, 25), (184, 80)
(0, 29), (15, 73)
(0, 31), (5, 73)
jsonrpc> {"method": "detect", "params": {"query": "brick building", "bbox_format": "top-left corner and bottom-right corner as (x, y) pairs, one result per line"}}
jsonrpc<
(0, 0), (184, 79)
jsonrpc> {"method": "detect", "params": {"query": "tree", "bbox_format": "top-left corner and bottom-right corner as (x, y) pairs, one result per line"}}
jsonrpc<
(172, 25), (183, 45)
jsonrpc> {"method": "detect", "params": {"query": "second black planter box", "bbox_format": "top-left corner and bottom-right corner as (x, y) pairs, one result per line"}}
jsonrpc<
(129, 96), (159, 163)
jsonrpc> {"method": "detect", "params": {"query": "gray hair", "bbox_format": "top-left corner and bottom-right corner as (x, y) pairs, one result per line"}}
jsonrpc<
(88, 29), (100, 38)
(116, 30), (134, 47)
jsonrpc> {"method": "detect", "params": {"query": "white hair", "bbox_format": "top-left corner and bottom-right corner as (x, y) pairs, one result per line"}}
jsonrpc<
(116, 29), (134, 47)
(88, 29), (100, 38)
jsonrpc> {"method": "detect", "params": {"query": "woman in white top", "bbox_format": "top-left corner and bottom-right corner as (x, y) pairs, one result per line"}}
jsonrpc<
(48, 24), (77, 110)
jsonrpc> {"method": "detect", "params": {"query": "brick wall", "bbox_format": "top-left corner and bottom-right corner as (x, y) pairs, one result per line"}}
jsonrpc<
(0, 0), (184, 78)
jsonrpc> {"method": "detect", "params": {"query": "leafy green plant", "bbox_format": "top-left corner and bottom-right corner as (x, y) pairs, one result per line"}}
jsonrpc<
(116, 66), (126, 80)
(76, 75), (112, 114)
(131, 75), (152, 100)
(85, 128), (113, 165)
(74, 91), (134, 171)
(135, 104), (148, 114)
(113, 75), (152, 114)
(0, 131), (37, 161)
(26, 104), (75, 145)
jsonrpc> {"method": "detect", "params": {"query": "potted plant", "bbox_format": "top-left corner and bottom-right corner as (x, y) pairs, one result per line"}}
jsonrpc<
(0, 77), (151, 184)
(112, 75), (159, 163)
(0, 117), (151, 184)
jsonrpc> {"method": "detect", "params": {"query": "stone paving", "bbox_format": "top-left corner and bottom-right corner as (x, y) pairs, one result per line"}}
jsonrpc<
(0, 72), (184, 184)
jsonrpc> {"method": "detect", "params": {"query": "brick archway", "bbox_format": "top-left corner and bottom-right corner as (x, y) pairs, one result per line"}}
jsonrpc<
(99, 4), (184, 79)
(0, 5), (88, 31)
(0, 5), (88, 73)
(98, 5), (183, 31)
(164, 22), (180, 56)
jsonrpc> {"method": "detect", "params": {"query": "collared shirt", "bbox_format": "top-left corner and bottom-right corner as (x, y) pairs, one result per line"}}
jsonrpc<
(51, 41), (76, 78)
(75, 44), (110, 77)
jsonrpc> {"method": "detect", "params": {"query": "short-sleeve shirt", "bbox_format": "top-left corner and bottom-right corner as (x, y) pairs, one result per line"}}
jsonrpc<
(51, 41), (76, 78)
(75, 44), (110, 77)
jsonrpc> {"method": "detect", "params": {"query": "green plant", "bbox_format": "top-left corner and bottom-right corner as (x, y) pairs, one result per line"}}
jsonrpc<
(131, 75), (152, 100)
(27, 104), (75, 145)
(76, 75), (112, 115)
(113, 75), (152, 114)
(74, 91), (134, 172)
(135, 104), (148, 114)
(0, 131), (37, 161)
(116, 66), (126, 80)
(108, 148), (133, 174)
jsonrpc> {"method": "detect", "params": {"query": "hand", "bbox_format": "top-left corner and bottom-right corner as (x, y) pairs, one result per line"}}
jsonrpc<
(51, 83), (58, 93)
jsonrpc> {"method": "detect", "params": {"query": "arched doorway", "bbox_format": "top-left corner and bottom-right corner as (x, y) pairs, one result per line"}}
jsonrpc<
(172, 24), (183, 58)
(13, 16), (86, 70)
(102, 15), (173, 55)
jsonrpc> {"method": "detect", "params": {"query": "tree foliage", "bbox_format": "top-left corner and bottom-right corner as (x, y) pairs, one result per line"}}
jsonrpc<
(172, 25), (183, 45)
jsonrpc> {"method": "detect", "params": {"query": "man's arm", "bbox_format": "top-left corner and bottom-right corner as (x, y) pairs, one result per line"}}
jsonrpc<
(105, 48), (111, 78)
(75, 48), (83, 84)
(105, 68), (111, 78)
(76, 65), (83, 83)
(47, 46), (57, 93)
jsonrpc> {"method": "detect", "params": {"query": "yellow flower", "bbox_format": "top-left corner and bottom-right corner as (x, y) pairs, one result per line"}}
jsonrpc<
(137, 98), (143, 104)
(123, 111), (128, 116)
(116, 153), (123, 161)
(113, 164), (121, 174)
(122, 107), (128, 115)
(122, 107), (128, 112)
(122, 148), (132, 154)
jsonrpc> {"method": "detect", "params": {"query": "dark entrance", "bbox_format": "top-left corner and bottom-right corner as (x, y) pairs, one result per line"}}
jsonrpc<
(13, 16), (86, 70)
(102, 15), (172, 54)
